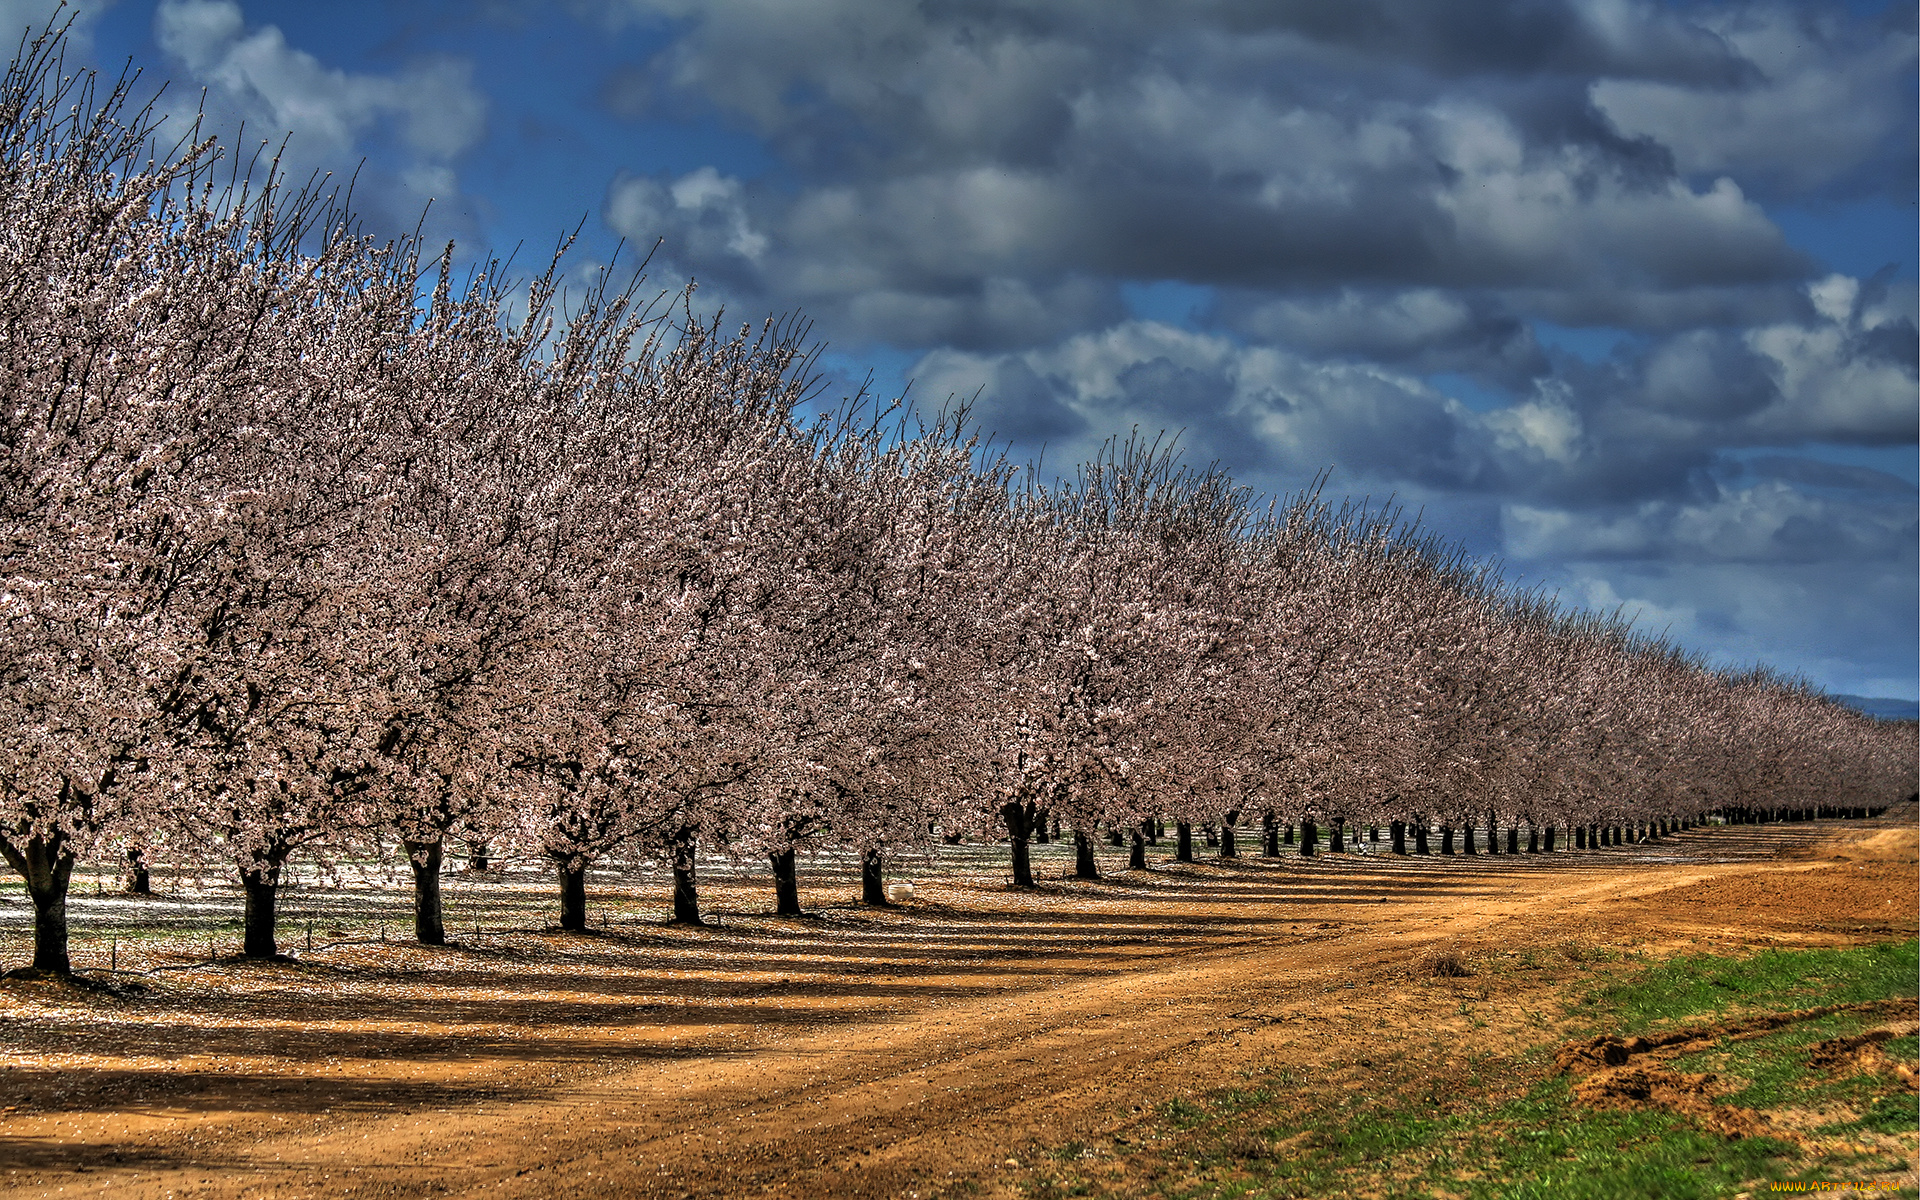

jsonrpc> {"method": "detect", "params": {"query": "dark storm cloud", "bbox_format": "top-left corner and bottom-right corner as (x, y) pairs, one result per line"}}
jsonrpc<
(595, 0), (1865, 350)
(577, 0), (1913, 694)
(1223, 288), (1550, 386)
(1208, 0), (1757, 83)
(1501, 280), (1812, 333)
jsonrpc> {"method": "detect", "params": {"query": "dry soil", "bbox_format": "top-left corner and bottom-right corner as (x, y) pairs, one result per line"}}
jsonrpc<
(1, 815), (1914, 1199)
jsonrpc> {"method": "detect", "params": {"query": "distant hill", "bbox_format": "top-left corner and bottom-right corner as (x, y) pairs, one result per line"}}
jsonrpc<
(1831, 694), (1920, 722)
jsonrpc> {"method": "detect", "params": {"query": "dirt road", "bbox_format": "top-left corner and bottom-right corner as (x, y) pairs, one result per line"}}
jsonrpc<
(2, 816), (1913, 1199)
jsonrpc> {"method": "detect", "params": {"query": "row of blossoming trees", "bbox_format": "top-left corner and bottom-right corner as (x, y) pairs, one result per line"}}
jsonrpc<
(2, 33), (1912, 975)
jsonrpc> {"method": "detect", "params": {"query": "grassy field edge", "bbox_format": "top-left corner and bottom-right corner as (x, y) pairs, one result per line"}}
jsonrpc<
(1016, 938), (1919, 1200)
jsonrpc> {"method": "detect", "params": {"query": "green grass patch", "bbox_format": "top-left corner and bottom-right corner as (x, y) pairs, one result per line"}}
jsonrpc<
(1019, 939), (1918, 1200)
(1579, 940), (1918, 1029)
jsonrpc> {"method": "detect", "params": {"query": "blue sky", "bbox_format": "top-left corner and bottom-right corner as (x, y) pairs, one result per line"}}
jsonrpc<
(28, 0), (1919, 700)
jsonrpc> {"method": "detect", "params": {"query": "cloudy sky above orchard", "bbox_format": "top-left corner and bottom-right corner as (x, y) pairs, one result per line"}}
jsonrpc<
(29, 0), (1918, 699)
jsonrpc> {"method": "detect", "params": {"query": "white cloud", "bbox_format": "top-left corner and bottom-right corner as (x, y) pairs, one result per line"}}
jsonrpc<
(1807, 273), (1858, 326)
(151, 0), (486, 234)
(1739, 277), (1920, 444)
(606, 166), (768, 270)
(1591, 7), (1917, 193)
(1485, 392), (1584, 465)
(156, 1), (485, 162)
(1428, 100), (1792, 289)
(1503, 481), (1914, 564)
(911, 321), (1500, 489)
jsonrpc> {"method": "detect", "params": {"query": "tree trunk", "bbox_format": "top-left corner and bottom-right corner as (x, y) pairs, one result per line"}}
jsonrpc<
(1575, 826), (1585, 849)
(1441, 826), (1454, 855)
(126, 846), (151, 896)
(1463, 824), (1477, 855)
(405, 839), (446, 945)
(1073, 829), (1098, 880)
(1262, 813), (1279, 857)
(466, 840), (491, 872)
(1544, 827), (1556, 851)
(1330, 819), (1346, 853)
(558, 861), (588, 931)
(1300, 819), (1317, 857)
(1526, 828), (1538, 853)
(1202, 826), (1218, 848)
(0, 833), (75, 974)
(1175, 822), (1194, 862)
(1390, 820), (1407, 855)
(862, 846), (889, 905)
(1220, 811), (1239, 859)
(671, 832), (703, 924)
(1415, 821), (1430, 854)
(1369, 825), (1380, 844)
(240, 860), (285, 959)
(1106, 827), (1125, 847)
(1002, 802), (1036, 888)
(1129, 828), (1147, 870)
(1033, 810), (1050, 844)
(771, 849), (802, 916)
(1283, 823), (1295, 846)
(1507, 828), (1519, 854)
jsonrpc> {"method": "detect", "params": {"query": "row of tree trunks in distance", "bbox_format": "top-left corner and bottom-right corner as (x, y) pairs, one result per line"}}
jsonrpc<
(43, 805), (1883, 971)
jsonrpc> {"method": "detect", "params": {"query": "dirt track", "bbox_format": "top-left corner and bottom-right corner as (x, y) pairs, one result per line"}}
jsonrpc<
(2, 816), (1915, 1200)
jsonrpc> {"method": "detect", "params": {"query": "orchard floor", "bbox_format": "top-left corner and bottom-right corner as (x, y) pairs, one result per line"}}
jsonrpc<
(1, 814), (1915, 1200)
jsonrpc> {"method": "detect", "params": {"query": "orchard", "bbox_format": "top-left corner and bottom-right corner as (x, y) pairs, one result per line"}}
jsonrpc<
(2, 25), (1913, 981)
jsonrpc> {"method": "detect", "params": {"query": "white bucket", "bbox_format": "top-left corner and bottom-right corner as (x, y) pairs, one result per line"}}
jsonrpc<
(885, 882), (916, 903)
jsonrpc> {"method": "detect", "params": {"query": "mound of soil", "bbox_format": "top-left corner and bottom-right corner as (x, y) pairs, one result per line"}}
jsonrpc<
(1806, 1026), (1920, 1091)
(1556, 1033), (1651, 1072)
(1571, 1065), (1770, 1139)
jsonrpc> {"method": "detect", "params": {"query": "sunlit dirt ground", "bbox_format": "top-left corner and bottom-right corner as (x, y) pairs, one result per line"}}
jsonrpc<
(1, 813), (1914, 1199)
